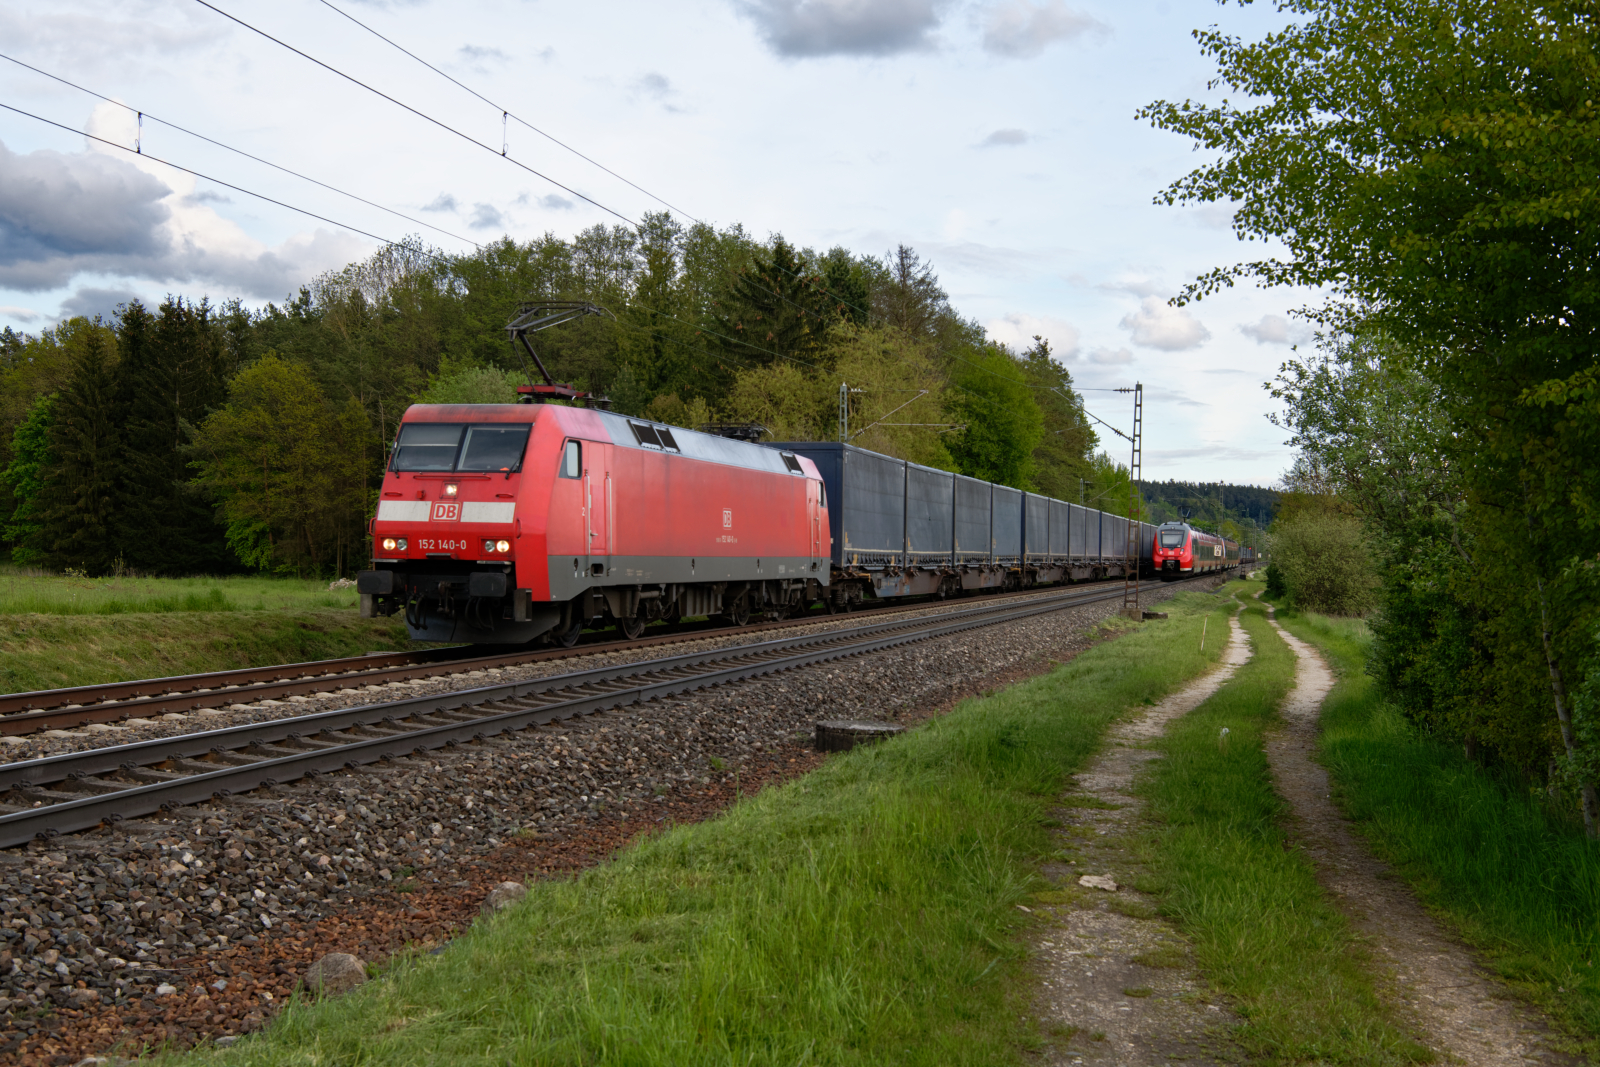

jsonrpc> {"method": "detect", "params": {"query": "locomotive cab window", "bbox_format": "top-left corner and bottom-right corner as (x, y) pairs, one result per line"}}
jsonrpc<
(1158, 529), (1184, 548)
(391, 423), (463, 470)
(458, 425), (530, 471)
(559, 440), (582, 478)
(390, 422), (530, 472)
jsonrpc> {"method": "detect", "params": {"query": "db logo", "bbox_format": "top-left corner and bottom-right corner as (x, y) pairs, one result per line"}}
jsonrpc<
(431, 501), (461, 522)
(722, 508), (733, 528)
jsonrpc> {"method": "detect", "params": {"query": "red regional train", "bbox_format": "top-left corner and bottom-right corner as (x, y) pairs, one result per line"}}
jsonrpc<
(356, 401), (1245, 644)
(1153, 522), (1241, 578)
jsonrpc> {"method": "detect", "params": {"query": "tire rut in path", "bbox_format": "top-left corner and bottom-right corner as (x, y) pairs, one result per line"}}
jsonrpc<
(1032, 609), (1253, 1065)
(1263, 606), (1574, 1066)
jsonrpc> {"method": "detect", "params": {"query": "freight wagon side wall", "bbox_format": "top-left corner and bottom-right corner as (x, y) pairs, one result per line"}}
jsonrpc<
(1025, 495), (1049, 561)
(954, 475), (992, 563)
(906, 463), (954, 562)
(993, 485), (1023, 562)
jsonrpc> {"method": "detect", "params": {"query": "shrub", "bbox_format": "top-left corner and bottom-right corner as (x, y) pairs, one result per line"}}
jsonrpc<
(1270, 513), (1378, 615)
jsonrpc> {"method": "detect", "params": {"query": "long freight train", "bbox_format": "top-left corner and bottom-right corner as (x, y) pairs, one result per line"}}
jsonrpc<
(356, 402), (1243, 644)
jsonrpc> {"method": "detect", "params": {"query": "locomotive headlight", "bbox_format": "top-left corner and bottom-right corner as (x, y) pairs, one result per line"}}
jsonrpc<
(396, 538), (408, 551)
(381, 537), (398, 551)
(444, 483), (459, 497)
(495, 539), (511, 553)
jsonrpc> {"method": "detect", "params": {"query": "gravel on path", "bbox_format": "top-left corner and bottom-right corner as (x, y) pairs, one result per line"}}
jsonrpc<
(0, 578), (1222, 1066)
(1263, 606), (1575, 1066)
(1031, 605), (1252, 1065)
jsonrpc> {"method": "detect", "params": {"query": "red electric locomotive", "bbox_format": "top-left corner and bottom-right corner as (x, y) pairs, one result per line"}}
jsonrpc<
(356, 403), (830, 645)
(1152, 521), (1239, 579)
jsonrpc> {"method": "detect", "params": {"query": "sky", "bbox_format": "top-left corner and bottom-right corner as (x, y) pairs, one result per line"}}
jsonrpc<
(0, 0), (1317, 486)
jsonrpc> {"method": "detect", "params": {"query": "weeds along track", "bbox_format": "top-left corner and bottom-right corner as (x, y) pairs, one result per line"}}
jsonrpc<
(0, 580), (1134, 734)
(0, 580), (1192, 849)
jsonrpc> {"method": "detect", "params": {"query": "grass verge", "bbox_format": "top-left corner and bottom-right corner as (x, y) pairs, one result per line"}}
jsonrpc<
(1275, 606), (1600, 1054)
(163, 591), (1235, 1067)
(0, 611), (415, 693)
(1137, 585), (1430, 1064)
(0, 571), (365, 616)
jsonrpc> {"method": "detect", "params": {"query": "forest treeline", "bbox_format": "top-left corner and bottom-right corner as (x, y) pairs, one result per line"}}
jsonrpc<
(0, 214), (1115, 578)
(1149, 0), (1600, 830)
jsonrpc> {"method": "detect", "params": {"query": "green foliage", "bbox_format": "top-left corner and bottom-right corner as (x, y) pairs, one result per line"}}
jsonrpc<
(0, 394), (53, 559)
(945, 346), (1043, 489)
(1019, 336), (1096, 501)
(1148, 2), (1600, 824)
(190, 355), (374, 577)
(1081, 451), (1150, 521)
(34, 328), (122, 575)
(1269, 511), (1378, 616)
(1263, 561), (1287, 599)
(417, 363), (524, 405)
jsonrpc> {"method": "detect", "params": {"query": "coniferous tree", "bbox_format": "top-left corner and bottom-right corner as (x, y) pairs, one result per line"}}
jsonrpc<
(710, 237), (833, 368)
(34, 331), (121, 573)
(115, 298), (233, 574)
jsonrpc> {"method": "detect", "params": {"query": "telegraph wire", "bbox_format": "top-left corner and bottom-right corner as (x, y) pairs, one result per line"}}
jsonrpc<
(0, 101), (455, 267)
(0, 51), (481, 251)
(313, 0), (701, 225)
(190, 0), (638, 226)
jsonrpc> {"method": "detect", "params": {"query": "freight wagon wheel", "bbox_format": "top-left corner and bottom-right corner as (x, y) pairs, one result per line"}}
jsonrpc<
(619, 615), (646, 640)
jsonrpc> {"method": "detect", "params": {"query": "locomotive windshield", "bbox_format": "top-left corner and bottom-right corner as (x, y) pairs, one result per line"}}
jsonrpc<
(1158, 529), (1185, 548)
(391, 423), (531, 472)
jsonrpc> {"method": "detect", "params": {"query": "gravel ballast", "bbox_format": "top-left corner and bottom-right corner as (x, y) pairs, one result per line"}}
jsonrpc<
(0, 577), (1226, 1064)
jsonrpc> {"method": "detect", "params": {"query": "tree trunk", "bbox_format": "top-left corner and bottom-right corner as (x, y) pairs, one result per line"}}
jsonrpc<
(1525, 501), (1599, 837)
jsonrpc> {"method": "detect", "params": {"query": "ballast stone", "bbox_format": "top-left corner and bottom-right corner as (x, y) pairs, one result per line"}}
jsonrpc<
(305, 952), (367, 995)
(814, 720), (905, 752)
(482, 880), (527, 913)
(1078, 874), (1119, 892)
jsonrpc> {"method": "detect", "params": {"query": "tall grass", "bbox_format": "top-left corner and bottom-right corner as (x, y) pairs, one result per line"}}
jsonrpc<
(1138, 591), (1428, 1064)
(1277, 608), (1600, 1051)
(166, 593), (1235, 1067)
(0, 571), (359, 616)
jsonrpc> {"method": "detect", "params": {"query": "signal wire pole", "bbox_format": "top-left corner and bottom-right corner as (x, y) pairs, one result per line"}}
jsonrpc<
(1118, 383), (1144, 619)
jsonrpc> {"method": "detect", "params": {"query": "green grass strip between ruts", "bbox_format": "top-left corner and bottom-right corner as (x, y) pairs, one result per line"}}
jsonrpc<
(163, 591), (1235, 1067)
(1137, 587), (1430, 1064)
(1276, 607), (1600, 1057)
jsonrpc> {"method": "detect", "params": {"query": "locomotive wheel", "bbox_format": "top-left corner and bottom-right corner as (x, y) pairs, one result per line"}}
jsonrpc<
(554, 614), (584, 648)
(619, 615), (646, 640)
(723, 597), (751, 627)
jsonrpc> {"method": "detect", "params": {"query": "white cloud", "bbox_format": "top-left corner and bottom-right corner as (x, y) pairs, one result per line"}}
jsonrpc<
(1088, 345), (1133, 364)
(0, 305), (40, 324)
(1099, 276), (1167, 298)
(0, 109), (370, 298)
(980, 128), (1028, 147)
(58, 286), (140, 321)
(421, 193), (459, 213)
(1238, 314), (1310, 346)
(1119, 296), (1210, 350)
(468, 203), (505, 230)
(987, 311), (1078, 358)
(736, 0), (950, 57)
(982, 0), (1103, 58)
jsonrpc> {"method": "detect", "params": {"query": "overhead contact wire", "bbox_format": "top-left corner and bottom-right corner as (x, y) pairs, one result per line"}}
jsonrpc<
(0, 51), (479, 251)
(0, 101), (454, 266)
(190, 0), (638, 226)
(313, 0), (701, 224)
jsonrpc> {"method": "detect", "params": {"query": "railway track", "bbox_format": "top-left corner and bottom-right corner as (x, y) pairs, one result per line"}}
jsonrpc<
(0, 579), (1135, 735)
(0, 579), (1178, 849)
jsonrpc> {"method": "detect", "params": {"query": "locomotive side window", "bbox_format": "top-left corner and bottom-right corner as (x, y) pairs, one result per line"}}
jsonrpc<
(458, 425), (531, 471)
(391, 423), (463, 470)
(559, 440), (582, 479)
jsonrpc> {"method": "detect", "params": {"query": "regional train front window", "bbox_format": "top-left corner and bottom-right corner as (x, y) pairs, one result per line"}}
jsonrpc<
(390, 423), (531, 472)
(1159, 529), (1184, 548)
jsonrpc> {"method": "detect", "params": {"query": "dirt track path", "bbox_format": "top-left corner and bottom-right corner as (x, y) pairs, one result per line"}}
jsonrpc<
(1031, 609), (1252, 1065)
(1263, 606), (1571, 1066)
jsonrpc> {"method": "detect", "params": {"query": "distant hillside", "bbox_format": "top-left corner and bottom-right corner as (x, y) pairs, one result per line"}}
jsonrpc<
(1139, 480), (1280, 534)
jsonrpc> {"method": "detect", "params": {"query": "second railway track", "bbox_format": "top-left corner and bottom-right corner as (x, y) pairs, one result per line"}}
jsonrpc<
(0, 582), (1105, 734)
(0, 580), (1184, 849)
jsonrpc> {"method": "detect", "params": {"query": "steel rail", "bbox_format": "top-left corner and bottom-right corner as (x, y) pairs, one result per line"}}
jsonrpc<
(0, 580), (1169, 849)
(0, 578), (1138, 733)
